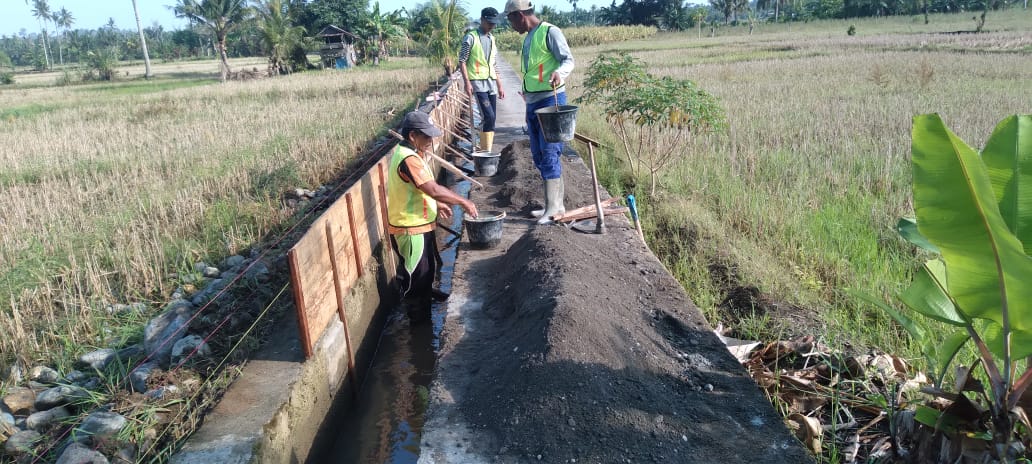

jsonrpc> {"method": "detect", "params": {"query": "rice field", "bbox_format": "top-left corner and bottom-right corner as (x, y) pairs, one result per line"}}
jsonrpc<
(0, 57), (436, 372)
(562, 9), (1032, 357)
(2, 8), (1031, 387)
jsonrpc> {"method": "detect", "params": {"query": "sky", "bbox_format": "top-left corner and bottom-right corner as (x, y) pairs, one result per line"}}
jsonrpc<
(2, 0), (609, 37)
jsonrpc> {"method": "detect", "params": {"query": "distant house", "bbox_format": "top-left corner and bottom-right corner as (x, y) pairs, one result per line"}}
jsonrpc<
(318, 25), (358, 69)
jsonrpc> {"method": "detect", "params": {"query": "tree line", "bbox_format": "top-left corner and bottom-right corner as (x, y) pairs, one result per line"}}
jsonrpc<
(1, 0), (1023, 83)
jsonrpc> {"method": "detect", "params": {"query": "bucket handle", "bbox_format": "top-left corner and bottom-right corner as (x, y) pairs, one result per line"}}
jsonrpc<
(552, 83), (559, 111)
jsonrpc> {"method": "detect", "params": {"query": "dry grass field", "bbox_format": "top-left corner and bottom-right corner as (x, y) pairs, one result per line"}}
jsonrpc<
(0, 57), (435, 371)
(563, 9), (1032, 356)
(1, 5), (1030, 408)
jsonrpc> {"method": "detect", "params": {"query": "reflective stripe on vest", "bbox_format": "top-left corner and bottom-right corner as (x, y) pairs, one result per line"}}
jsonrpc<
(387, 145), (438, 229)
(520, 22), (561, 93)
(465, 31), (496, 80)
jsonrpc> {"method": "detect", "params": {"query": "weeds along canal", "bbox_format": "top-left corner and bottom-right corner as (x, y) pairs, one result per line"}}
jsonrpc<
(318, 160), (472, 463)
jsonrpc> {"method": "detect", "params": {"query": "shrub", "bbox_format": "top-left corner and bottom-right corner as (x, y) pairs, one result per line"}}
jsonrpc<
(0, 72), (13, 85)
(84, 48), (119, 81)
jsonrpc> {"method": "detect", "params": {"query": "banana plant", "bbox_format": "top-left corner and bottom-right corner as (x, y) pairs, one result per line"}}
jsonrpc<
(878, 114), (1032, 455)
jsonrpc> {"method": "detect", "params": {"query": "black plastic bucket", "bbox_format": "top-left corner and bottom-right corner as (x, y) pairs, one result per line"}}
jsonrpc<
(535, 105), (578, 142)
(471, 151), (500, 177)
(464, 211), (505, 249)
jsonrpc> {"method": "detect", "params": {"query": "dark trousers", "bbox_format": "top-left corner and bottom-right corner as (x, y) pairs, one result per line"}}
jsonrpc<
(390, 230), (438, 302)
(475, 91), (498, 132)
(526, 92), (566, 180)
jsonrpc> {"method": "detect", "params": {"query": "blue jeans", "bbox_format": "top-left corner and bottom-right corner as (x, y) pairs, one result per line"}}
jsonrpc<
(526, 92), (566, 180)
(475, 91), (497, 132)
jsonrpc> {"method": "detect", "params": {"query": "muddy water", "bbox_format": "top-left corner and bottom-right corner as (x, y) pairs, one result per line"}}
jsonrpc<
(322, 165), (471, 463)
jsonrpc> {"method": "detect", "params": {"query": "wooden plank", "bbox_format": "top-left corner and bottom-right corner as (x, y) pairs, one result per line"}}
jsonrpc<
(288, 216), (338, 358)
(324, 199), (360, 300)
(377, 161), (397, 282)
(551, 197), (621, 221)
(288, 249), (313, 358)
(345, 192), (364, 279)
(350, 173), (388, 272)
(325, 220), (359, 397)
(555, 207), (628, 224)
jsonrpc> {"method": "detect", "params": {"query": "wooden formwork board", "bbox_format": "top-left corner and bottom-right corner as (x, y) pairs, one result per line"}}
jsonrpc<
(288, 161), (389, 358)
(288, 216), (334, 358)
(343, 163), (386, 269)
(289, 81), (463, 359)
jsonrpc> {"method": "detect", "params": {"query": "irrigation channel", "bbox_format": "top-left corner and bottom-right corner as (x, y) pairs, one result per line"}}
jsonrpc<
(315, 143), (476, 462)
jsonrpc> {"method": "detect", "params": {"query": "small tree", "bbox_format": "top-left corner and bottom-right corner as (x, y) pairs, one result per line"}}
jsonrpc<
(579, 53), (725, 196)
(254, 0), (306, 74)
(419, 0), (464, 74)
(173, 0), (252, 82)
(361, 2), (407, 65)
(84, 47), (118, 81)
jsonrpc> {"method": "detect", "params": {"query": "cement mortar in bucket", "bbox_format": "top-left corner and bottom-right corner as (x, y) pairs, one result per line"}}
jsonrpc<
(471, 151), (501, 177)
(464, 211), (505, 249)
(535, 104), (579, 142)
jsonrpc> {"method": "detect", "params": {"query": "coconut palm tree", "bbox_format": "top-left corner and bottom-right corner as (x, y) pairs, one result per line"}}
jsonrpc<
(131, 0), (153, 78)
(420, 0), (464, 74)
(253, 0), (305, 74)
(52, 7), (73, 66)
(173, 0), (252, 82)
(29, 0), (53, 69)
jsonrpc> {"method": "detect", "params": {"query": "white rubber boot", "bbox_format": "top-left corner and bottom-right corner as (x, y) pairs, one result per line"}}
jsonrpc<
(536, 178), (565, 225)
(531, 181), (546, 218)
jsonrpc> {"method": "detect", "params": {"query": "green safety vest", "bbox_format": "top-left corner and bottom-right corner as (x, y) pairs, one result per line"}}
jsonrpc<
(387, 144), (437, 230)
(520, 22), (562, 93)
(465, 30), (497, 80)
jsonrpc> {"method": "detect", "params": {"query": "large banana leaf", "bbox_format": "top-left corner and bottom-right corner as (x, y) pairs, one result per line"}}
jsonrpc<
(911, 114), (1032, 356)
(899, 259), (965, 326)
(897, 217), (940, 254)
(982, 115), (1032, 256)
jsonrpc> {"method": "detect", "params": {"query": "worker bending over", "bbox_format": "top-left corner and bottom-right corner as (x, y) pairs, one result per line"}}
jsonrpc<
(388, 111), (478, 318)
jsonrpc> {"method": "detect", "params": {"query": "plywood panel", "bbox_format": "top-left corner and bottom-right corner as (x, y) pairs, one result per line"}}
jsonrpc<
(324, 199), (360, 299)
(288, 216), (336, 357)
(346, 171), (385, 271)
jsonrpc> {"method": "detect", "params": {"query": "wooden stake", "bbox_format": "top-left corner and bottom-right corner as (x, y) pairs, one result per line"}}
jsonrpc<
(388, 130), (483, 188)
(324, 221), (358, 397)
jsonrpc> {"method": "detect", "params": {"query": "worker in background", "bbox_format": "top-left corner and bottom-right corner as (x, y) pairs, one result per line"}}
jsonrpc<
(503, 0), (575, 224)
(388, 111), (478, 319)
(459, 7), (506, 154)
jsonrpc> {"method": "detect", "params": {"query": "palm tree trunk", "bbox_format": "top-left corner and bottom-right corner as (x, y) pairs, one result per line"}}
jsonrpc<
(38, 21), (51, 69)
(132, 0), (154, 78)
(218, 36), (230, 82)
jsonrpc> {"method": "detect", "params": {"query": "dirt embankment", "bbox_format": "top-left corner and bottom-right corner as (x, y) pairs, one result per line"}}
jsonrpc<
(420, 138), (812, 463)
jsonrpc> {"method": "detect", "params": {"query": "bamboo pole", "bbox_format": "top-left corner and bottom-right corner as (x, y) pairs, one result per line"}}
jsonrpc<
(388, 130), (483, 188)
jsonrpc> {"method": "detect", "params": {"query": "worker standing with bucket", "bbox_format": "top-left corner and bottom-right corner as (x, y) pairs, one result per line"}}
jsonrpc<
(504, 0), (575, 224)
(388, 111), (478, 319)
(459, 7), (506, 154)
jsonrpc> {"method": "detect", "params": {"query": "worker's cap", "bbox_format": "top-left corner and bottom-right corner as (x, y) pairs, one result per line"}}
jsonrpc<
(481, 7), (501, 24)
(503, 0), (533, 15)
(401, 111), (443, 137)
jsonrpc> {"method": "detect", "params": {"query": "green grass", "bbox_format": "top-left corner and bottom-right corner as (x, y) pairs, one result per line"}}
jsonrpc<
(74, 77), (215, 96)
(570, 9), (1032, 361)
(0, 57), (437, 372)
(0, 103), (60, 121)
